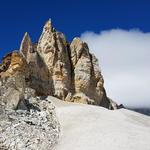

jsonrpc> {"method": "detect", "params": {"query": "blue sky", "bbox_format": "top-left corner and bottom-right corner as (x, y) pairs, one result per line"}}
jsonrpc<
(0, 0), (150, 59)
(0, 0), (150, 107)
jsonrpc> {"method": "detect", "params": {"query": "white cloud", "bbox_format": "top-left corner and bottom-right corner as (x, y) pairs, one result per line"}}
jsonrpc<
(81, 29), (150, 108)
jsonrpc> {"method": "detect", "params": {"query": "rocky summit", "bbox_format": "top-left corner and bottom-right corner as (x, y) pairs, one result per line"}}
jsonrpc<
(0, 19), (118, 109)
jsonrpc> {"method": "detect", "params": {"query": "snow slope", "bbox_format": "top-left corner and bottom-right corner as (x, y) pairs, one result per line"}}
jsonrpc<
(49, 96), (150, 150)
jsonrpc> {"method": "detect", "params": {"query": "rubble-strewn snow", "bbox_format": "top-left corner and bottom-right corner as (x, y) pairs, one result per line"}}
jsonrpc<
(49, 96), (150, 150)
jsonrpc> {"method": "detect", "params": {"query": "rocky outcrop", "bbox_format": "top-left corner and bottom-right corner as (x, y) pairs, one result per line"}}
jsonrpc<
(0, 52), (27, 79)
(37, 20), (72, 100)
(70, 38), (106, 106)
(0, 19), (118, 109)
(20, 32), (51, 96)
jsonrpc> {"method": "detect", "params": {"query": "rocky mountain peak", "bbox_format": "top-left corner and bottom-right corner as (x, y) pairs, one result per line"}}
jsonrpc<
(70, 37), (90, 67)
(43, 19), (54, 32)
(20, 32), (33, 59)
(0, 20), (118, 110)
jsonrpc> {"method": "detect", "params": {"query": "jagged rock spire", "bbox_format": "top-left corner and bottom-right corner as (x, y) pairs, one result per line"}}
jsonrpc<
(43, 18), (54, 32)
(20, 32), (33, 58)
(37, 19), (72, 100)
(70, 37), (90, 67)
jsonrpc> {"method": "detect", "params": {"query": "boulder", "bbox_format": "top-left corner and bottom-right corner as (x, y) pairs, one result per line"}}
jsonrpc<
(0, 74), (25, 110)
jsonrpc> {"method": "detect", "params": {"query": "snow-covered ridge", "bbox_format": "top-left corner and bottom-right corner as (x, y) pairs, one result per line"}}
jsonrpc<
(49, 96), (150, 150)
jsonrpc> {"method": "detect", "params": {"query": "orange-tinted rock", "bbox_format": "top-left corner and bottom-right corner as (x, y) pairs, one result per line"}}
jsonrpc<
(0, 52), (27, 78)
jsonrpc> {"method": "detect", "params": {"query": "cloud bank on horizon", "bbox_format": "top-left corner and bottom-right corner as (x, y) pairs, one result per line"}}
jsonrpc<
(81, 29), (150, 108)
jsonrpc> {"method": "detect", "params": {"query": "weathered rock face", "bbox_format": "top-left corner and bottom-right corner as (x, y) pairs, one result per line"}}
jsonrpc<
(0, 52), (27, 78)
(70, 38), (105, 105)
(20, 32), (51, 96)
(0, 19), (118, 109)
(0, 74), (25, 110)
(37, 20), (72, 100)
